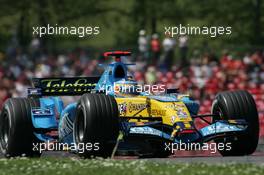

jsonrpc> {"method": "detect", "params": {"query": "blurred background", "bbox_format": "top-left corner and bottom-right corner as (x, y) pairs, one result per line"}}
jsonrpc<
(0, 0), (263, 151)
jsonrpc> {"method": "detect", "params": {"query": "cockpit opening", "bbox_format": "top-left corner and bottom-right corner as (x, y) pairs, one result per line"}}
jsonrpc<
(114, 65), (126, 79)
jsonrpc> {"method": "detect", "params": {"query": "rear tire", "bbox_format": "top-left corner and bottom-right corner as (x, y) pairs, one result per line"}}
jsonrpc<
(73, 94), (119, 158)
(212, 90), (259, 156)
(0, 98), (41, 157)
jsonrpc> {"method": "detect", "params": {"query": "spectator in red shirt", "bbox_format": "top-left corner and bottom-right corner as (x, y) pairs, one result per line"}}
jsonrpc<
(150, 33), (160, 65)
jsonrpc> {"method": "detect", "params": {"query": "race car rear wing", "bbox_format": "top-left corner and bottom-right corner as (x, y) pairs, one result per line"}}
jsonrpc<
(28, 77), (100, 96)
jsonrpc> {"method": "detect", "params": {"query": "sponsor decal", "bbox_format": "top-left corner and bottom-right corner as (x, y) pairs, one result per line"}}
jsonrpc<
(32, 108), (53, 115)
(118, 102), (127, 115)
(208, 123), (238, 133)
(32, 77), (99, 95)
(129, 127), (162, 136)
(151, 109), (166, 116)
(201, 122), (244, 136)
(40, 78), (96, 92)
(128, 102), (147, 113)
(177, 108), (188, 118)
(165, 103), (186, 110)
(171, 116), (176, 124)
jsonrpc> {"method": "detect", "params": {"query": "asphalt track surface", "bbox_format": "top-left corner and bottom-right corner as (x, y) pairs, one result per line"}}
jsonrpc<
(42, 151), (264, 164)
(1, 151), (264, 164)
(154, 154), (264, 164)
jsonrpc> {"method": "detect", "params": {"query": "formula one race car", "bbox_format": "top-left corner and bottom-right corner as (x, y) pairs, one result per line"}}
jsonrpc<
(0, 51), (259, 158)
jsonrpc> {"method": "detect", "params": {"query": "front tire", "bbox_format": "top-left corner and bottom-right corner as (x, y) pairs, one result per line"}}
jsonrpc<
(73, 94), (119, 158)
(212, 90), (259, 156)
(0, 98), (41, 157)
(152, 141), (172, 158)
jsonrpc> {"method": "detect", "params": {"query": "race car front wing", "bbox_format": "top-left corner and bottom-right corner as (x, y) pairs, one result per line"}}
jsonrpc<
(120, 119), (247, 144)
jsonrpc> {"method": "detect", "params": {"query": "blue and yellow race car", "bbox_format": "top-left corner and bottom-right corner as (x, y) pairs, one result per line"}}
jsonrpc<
(0, 51), (259, 158)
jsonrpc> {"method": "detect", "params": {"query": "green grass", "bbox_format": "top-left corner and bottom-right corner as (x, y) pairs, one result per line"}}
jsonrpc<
(0, 157), (263, 175)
